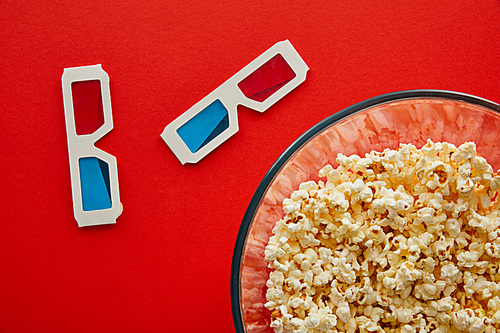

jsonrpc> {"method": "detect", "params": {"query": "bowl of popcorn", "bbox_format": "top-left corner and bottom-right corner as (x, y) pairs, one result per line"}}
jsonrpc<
(231, 90), (500, 333)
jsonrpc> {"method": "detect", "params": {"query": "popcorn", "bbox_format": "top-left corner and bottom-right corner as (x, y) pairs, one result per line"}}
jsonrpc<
(264, 141), (500, 333)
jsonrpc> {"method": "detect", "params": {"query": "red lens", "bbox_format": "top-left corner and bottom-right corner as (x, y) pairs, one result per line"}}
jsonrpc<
(71, 80), (104, 135)
(237, 54), (296, 102)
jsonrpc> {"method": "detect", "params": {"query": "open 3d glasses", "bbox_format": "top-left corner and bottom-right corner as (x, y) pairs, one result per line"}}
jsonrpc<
(161, 40), (309, 164)
(62, 64), (122, 227)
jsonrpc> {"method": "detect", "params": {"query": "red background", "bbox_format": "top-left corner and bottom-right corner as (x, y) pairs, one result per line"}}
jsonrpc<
(1, 1), (499, 332)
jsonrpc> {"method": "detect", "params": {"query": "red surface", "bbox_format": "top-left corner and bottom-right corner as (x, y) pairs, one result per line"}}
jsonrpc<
(0, 1), (499, 332)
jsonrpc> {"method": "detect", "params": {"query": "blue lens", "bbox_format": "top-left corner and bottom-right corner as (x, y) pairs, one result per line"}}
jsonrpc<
(176, 99), (229, 153)
(79, 157), (112, 211)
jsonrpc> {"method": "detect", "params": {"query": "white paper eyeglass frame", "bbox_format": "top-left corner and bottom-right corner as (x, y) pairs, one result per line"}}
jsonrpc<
(62, 64), (122, 227)
(161, 40), (309, 165)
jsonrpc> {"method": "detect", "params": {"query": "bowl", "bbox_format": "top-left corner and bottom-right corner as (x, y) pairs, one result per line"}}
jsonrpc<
(230, 90), (500, 333)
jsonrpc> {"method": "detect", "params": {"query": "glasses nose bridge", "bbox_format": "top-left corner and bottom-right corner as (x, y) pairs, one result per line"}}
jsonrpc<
(66, 123), (112, 148)
(223, 83), (267, 114)
(218, 81), (246, 106)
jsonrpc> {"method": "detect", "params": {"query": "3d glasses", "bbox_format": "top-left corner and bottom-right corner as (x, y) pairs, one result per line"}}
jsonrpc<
(62, 64), (122, 227)
(161, 40), (309, 164)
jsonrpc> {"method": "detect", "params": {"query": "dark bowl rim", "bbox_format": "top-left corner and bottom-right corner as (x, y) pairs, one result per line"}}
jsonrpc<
(230, 89), (500, 333)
